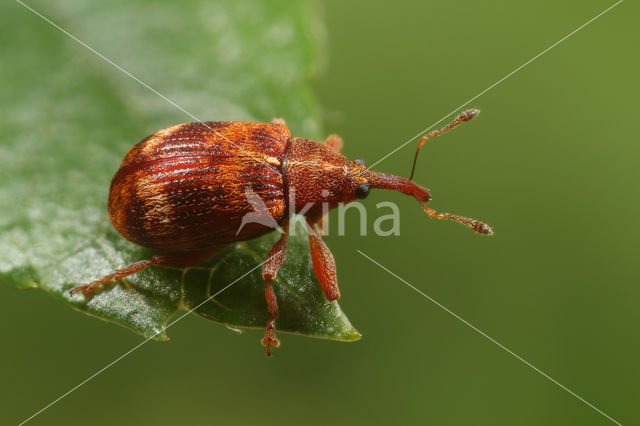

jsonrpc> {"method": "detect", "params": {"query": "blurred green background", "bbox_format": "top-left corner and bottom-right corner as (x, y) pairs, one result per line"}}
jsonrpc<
(1, 0), (638, 425)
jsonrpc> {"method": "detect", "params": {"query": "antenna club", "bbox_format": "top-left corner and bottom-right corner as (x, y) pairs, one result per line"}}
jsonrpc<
(460, 108), (480, 122)
(473, 221), (493, 235)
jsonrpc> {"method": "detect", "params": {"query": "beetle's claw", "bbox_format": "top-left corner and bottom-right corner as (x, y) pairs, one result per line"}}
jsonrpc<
(262, 319), (280, 357)
(69, 284), (95, 299)
(263, 337), (280, 357)
(69, 285), (85, 296)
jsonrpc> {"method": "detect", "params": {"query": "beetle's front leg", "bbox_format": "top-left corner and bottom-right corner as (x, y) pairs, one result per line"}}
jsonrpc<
(323, 134), (343, 154)
(306, 218), (340, 301)
(70, 246), (225, 299)
(261, 224), (289, 356)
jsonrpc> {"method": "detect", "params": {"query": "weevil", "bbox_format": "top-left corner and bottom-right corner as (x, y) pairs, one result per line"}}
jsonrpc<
(70, 110), (492, 355)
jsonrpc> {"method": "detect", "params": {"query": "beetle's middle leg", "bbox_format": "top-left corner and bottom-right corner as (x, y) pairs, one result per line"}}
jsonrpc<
(306, 217), (340, 301)
(70, 245), (226, 299)
(261, 224), (289, 356)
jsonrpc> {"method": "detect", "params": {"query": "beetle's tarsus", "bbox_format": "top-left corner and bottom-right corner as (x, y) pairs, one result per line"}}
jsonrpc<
(69, 275), (114, 299)
(262, 281), (281, 357)
(262, 316), (280, 357)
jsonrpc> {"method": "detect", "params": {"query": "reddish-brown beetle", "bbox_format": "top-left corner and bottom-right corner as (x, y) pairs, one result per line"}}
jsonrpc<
(71, 110), (491, 355)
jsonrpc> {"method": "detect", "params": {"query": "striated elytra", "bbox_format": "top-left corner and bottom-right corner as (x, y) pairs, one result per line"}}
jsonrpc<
(71, 113), (492, 356)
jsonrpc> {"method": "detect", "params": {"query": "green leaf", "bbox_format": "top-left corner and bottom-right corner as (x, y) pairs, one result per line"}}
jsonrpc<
(0, 0), (360, 342)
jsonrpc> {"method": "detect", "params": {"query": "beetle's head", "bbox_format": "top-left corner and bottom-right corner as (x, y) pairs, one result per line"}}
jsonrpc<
(288, 107), (492, 235)
(341, 157), (430, 202)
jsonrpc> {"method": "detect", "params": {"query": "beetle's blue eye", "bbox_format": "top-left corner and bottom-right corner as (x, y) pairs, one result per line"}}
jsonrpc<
(354, 158), (366, 167)
(356, 182), (370, 199)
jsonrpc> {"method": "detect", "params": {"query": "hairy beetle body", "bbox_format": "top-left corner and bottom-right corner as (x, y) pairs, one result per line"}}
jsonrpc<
(72, 112), (492, 356)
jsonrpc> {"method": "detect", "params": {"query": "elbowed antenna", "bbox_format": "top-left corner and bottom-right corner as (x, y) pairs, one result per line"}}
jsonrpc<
(366, 107), (492, 236)
(366, 171), (493, 235)
(409, 109), (480, 181)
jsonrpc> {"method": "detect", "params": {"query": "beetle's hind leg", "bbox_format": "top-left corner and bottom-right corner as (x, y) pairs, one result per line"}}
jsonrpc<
(70, 246), (225, 299)
(261, 224), (289, 356)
